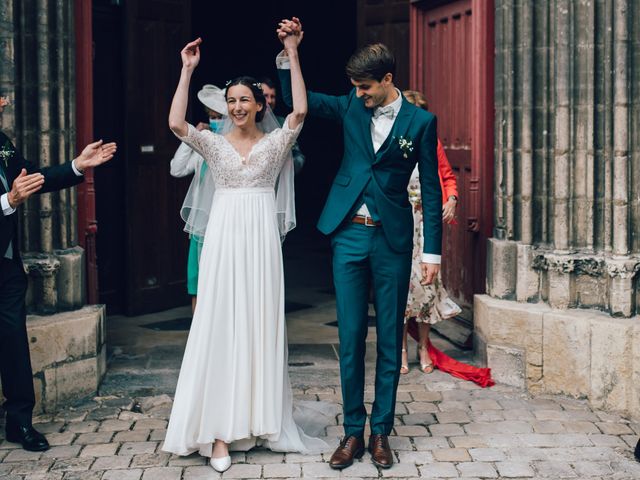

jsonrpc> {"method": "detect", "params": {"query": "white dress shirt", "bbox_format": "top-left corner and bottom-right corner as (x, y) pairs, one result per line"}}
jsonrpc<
(276, 52), (440, 264)
(170, 142), (204, 178)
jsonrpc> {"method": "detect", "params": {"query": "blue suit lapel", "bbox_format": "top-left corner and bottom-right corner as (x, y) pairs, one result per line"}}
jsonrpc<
(374, 98), (416, 163)
(356, 101), (376, 160)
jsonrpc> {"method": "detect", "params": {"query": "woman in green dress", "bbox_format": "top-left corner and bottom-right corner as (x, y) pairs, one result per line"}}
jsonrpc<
(170, 84), (227, 312)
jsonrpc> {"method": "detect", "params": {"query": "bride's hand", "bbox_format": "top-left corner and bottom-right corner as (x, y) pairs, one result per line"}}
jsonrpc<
(181, 38), (202, 71)
(277, 18), (303, 48)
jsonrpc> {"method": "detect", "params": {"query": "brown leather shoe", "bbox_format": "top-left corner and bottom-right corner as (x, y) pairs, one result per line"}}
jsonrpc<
(368, 434), (393, 468)
(329, 435), (365, 470)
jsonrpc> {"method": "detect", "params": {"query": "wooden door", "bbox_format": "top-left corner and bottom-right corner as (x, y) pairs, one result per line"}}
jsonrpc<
(123, 0), (192, 315)
(357, 0), (411, 89)
(411, 0), (494, 345)
(94, 0), (192, 315)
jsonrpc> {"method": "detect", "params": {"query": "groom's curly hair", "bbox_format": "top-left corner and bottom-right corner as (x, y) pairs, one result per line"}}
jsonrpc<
(345, 43), (396, 82)
(225, 76), (267, 122)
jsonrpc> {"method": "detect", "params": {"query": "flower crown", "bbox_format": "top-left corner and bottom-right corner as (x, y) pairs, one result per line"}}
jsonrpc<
(225, 79), (262, 90)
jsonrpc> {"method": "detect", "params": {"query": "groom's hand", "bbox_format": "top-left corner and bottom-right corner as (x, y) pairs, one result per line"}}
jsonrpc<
(420, 263), (440, 286)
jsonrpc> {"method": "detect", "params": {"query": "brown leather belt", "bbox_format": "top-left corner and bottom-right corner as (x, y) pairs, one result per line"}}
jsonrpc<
(351, 215), (381, 227)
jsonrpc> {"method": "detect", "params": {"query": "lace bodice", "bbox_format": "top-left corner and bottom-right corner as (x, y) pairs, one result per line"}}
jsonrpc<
(177, 117), (302, 188)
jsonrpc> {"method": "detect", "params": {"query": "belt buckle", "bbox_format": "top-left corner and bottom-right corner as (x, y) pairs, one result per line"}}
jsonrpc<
(363, 215), (376, 227)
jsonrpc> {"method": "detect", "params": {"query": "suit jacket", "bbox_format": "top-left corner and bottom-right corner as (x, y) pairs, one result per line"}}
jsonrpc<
(278, 70), (442, 254)
(0, 131), (83, 260)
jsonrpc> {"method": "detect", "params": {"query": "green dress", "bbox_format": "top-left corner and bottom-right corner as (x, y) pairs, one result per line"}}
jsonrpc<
(186, 162), (208, 295)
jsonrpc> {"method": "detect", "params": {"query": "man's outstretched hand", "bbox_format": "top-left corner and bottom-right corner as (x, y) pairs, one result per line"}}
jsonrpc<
(7, 169), (44, 208)
(74, 140), (117, 171)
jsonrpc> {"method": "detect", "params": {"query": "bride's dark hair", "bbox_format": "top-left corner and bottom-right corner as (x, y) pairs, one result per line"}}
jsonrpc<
(225, 76), (267, 122)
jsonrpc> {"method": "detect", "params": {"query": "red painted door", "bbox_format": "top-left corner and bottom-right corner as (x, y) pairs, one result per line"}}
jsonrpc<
(411, 0), (494, 345)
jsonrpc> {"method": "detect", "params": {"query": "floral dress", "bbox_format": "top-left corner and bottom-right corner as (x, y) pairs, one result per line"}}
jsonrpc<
(405, 165), (461, 324)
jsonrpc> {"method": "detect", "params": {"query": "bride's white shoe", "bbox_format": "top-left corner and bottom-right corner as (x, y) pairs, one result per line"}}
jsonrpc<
(210, 455), (231, 472)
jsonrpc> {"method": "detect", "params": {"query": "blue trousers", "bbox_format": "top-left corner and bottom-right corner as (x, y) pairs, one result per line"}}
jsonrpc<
(331, 222), (412, 437)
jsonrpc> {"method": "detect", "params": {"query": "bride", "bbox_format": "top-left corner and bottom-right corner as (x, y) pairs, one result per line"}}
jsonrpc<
(162, 31), (326, 472)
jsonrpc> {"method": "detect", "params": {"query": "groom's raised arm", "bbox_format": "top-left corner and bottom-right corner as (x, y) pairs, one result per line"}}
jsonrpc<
(276, 52), (349, 121)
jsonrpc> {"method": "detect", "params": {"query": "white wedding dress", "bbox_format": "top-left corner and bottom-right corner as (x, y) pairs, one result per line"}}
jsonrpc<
(163, 118), (330, 457)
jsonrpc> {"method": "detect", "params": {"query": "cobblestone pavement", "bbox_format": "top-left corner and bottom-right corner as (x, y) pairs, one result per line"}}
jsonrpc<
(1, 367), (639, 479)
(2, 237), (639, 478)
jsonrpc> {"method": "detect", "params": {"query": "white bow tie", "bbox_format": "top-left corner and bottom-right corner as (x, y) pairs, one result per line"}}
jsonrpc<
(373, 105), (395, 119)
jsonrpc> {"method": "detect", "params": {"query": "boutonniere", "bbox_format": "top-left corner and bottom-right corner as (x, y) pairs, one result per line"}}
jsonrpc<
(0, 140), (15, 169)
(395, 136), (414, 158)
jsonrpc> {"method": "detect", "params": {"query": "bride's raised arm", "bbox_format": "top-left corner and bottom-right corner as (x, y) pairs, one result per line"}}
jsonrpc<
(169, 38), (202, 138)
(279, 19), (307, 129)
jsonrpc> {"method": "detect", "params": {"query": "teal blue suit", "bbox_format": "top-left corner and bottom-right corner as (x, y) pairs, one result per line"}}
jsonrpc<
(279, 71), (442, 436)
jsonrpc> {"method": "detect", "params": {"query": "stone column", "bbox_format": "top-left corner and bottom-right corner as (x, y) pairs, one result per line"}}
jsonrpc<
(477, 0), (640, 418)
(0, 1), (104, 414)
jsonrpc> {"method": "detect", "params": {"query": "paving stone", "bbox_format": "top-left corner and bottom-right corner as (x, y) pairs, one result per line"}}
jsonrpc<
(428, 423), (465, 436)
(413, 436), (451, 450)
(3, 449), (43, 462)
(263, 463), (301, 478)
(388, 436), (413, 450)
(572, 461), (613, 477)
(302, 462), (342, 478)
(64, 421), (100, 434)
(246, 450), (284, 464)
(419, 462), (460, 478)
(167, 453), (207, 466)
(99, 420), (134, 432)
(23, 473), (65, 480)
(469, 399), (502, 411)
(595, 422), (634, 435)
(436, 411), (471, 424)
(432, 448), (471, 462)
(119, 442), (158, 455)
(46, 432), (77, 446)
(33, 422), (65, 434)
(62, 471), (103, 480)
(102, 397), (135, 410)
(49, 457), (94, 472)
(119, 412), (146, 422)
(86, 407), (121, 421)
(449, 436), (489, 449)
(183, 465), (222, 479)
(284, 453), (323, 463)
(396, 450), (434, 464)
(469, 410), (505, 422)
(141, 466), (182, 479)
(133, 419), (168, 431)
(531, 421), (566, 434)
(394, 425), (429, 436)
(150, 429), (167, 441)
(456, 461), (498, 477)
(41, 445), (82, 459)
(114, 430), (151, 442)
(502, 409), (535, 421)
(588, 434), (627, 447)
(533, 461), (576, 478)
(8, 459), (54, 475)
(380, 462), (419, 477)
(464, 421), (533, 435)
(130, 452), (171, 467)
(401, 413), (437, 426)
(438, 401), (470, 412)
(621, 434), (639, 448)
(80, 443), (119, 457)
(73, 432), (115, 445)
(495, 461), (535, 477)
(223, 463), (263, 479)
(91, 454), (132, 469)
(468, 448), (506, 462)
(609, 460), (640, 477)
(519, 434), (592, 447)
(411, 391), (442, 402)
(102, 469), (143, 480)
(562, 421), (600, 434)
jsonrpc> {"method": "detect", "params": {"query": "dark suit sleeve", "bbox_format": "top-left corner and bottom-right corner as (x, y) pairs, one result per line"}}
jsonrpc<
(277, 68), (349, 121)
(4, 133), (83, 193)
(417, 115), (443, 256)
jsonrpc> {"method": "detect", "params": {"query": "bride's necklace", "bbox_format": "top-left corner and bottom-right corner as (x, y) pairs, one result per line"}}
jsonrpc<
(229, 131), (263, 165)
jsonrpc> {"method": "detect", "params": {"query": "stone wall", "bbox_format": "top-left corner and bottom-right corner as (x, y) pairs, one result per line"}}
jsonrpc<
(482, 0), (640, 418)
(0, 1), (106, 412)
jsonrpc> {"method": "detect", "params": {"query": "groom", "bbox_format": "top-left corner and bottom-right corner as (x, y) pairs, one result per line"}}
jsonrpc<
(276, 20), (442, 469)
